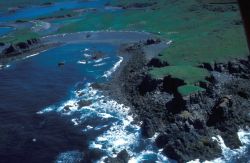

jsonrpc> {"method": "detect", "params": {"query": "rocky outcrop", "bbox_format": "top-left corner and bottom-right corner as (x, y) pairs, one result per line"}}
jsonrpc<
(162, 132), (221, 162)
(91, 51), (104, 60)
(138, 75), (161, 95)
(1, 38), (40, 58)
(200, 58), (250, 80)
(207, 95), (233, 126)
(144, 38), (161, 46)
(147, 57), (168, 67)
(85, 148), (104, 162)
(77, 100), (92, 109)
(163, 76), (185, 93)
(104, 150), (130, 163)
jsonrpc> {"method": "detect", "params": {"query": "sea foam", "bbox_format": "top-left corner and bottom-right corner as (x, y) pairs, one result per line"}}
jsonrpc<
(103, 56), (123, 78)
(55, 151), (83, 163)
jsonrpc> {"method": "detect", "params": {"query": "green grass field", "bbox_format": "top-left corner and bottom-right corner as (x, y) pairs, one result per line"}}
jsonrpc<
(177, 84), (206, 96)
(0, 28), (39, 44)
(148, 65), (210, 84)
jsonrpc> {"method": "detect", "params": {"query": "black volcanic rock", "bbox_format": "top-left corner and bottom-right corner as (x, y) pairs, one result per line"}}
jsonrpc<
(92, 51), (104, 60)
(86, 148), (104, 161)
(104, 150), (130, 163)
(77, 100), (92, 109)
(16, 42), (29, 49)
(163, 132), (221, 162)
(155, 134), (170, 148)
(3, 45), (16, 55)
(144, 38), (161, 45)
(141, 118), (155, 137)
(228, 60), (242, 73)
(163, 76), (185, 93)
(221, 130), (242, 149)
(207, 95), (233, 126)
(138, 75), (160, 95)
(147, 57), (168, 67)
(201, 62), (214, 71)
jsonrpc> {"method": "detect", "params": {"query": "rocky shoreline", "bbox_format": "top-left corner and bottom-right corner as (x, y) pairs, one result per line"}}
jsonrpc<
(0, 38), (59, 65)
(104, 39), (250, 162)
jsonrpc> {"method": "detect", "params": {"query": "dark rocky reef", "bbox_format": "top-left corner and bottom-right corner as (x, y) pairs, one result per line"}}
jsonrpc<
(104, 150), (130, 163)
(77, 100), (92, 109)
(92, 51), (105, 60)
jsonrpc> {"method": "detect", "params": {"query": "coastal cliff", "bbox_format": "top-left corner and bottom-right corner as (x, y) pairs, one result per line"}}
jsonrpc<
(106, 40), (250, 162)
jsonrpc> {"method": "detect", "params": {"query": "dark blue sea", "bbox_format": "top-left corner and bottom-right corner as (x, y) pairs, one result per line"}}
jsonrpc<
(0, 43), (170, 162)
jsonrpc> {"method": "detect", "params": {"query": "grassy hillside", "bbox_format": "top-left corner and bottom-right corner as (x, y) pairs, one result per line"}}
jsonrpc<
(0, 28), (39, 44)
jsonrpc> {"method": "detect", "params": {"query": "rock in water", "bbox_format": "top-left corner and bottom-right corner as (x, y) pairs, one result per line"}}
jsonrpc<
(77, 100), (92, 109)
(58, 62), (65, 67)
(104, 150), (130, 163)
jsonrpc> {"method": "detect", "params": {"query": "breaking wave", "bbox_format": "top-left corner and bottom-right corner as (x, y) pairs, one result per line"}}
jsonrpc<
(102, 56), (123, 78)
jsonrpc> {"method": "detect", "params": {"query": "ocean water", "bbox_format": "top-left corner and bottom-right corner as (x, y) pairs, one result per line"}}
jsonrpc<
(0, 42), (170, 162)
(0, 27), (14, 36)
(0, 0), (110, 22)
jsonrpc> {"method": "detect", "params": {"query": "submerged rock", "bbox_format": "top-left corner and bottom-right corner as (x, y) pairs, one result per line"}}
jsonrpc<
(63, 105), (73, 112)
(58, 62), (65, 67)
(77, 100), (92, 109)
(92, 51), (104, 60)
(85, 148), (104, 161)
(104, 149), (130, 163)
